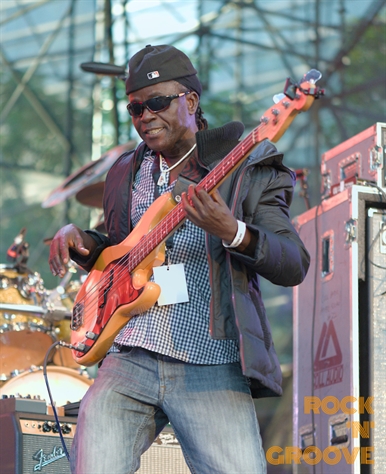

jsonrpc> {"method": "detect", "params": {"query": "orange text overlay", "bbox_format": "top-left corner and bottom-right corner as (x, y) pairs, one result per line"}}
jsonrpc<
(304, 396), (374, 414)
(266, 446), (374, 465)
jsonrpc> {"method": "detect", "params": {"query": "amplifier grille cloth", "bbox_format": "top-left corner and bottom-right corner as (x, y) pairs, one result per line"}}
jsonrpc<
(138, 445), (190, 474)
(22, 435), (72, 474)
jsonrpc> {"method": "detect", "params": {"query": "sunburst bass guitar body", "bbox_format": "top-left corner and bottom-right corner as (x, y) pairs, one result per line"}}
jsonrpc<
(70, 193), (177, 365)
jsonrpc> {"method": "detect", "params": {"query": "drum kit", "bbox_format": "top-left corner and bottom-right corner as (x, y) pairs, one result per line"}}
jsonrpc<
(0, 260), (93, 406)
(0, 141), (135, 407)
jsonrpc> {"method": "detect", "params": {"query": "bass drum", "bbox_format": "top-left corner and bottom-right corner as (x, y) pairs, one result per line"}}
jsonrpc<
(0, 366), (93, 407)
(0, 264), (52, 379)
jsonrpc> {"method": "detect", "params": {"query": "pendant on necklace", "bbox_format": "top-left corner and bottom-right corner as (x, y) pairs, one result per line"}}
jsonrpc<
(157, 172), (167, 186)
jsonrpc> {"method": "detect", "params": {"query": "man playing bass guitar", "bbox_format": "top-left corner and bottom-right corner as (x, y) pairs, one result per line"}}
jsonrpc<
(49, 44), (310, 474)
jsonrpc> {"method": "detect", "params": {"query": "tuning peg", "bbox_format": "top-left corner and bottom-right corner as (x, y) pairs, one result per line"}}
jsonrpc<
(273, 93), (286, 104)
(301, 69), (322, 84)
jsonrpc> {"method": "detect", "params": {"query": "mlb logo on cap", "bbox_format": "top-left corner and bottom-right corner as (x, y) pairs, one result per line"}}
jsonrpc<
(147, 71), (160, 80)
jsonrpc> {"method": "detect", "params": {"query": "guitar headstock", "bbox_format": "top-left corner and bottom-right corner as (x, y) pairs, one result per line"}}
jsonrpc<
(259, 69), (324, 143)
(285, 69), (324, 99)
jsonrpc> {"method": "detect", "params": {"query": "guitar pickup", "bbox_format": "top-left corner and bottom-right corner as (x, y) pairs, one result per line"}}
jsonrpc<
(71, 302), (84, 330)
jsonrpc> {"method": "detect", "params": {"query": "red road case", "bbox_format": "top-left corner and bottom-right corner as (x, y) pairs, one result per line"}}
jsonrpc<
(321, 123), (386, 199)
(292, 185), (386, 474)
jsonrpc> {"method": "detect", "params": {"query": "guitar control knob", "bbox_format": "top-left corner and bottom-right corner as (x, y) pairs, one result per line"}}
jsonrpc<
(62, 423), (72, 434)
(42, 422), (52, 432)
(85, 331), (97, 340)
(75, 343), (87, 353)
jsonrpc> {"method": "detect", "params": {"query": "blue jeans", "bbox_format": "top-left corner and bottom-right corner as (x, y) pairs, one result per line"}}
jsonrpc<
(70, 347), (267, 473)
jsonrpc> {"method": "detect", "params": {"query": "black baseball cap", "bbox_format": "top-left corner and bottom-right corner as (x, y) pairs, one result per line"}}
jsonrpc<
(125, 44), (202, 96)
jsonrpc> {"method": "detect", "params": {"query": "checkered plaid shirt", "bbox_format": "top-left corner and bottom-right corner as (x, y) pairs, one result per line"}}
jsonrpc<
(113, 150), (239, 364)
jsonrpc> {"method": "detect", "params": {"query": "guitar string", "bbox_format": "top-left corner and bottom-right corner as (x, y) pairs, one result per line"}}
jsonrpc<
(73, 112), (292, 332)
(72, 94), (310, 335)
(75, 89), (317, 339)
(75, 124), (265, 332)
(77, 85), (315, 317)
(74, 115), (286, 333)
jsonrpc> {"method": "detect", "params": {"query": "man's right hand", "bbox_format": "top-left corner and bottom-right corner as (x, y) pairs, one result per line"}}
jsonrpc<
(49, 224), (97, 277)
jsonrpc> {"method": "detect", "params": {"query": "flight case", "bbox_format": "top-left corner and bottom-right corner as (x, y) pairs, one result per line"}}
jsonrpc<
(292, 185), (386, 474)
(321, 122), (386, 199)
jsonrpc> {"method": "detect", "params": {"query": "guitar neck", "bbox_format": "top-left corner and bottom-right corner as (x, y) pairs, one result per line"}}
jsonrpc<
(126, 124), (267, 273)
(125, 87), (317, 273)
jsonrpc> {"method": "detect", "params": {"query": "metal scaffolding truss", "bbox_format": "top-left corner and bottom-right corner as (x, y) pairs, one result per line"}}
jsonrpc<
(1, 0), (96, 170)
(0, 0), (385, 237)
(109, 1), (386, 141)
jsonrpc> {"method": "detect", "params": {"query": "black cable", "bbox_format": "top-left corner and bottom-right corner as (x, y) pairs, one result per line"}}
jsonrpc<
(43, 340), (77, 462)
(364, 182), (386, 201)
(367, 226), (386, 271)
(310, 202), (322, 474)
(359, 186), (386, 274)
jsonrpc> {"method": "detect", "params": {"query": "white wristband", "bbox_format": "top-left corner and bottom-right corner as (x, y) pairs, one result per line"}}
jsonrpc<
(222, 220), (246, 249)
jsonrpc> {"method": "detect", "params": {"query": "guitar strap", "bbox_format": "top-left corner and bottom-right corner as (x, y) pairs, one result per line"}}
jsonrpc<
(172, 122), (244, 200)
(172, 156), (208, 200)
(150, 152), (208, 253)
(149, 122), (244, 251)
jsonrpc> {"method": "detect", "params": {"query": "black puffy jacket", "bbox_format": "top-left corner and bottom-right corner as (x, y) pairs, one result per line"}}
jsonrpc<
(72, 123), (310, 398)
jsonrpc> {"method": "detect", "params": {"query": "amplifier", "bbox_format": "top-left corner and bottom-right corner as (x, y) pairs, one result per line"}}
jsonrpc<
(0, 409), (76, 474)
(137, 425), (190, 474)
(0, 405), (189, 474)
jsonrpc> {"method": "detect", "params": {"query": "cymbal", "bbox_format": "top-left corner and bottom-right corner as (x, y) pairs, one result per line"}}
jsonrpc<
(75, 181), (104, 208)
(42, 141), (136, 208)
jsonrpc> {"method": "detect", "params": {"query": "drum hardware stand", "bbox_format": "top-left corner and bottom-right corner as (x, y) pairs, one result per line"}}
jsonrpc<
(5, 228), (43, 305)
(46, 265), (78, 368)
(6, 228), (30, 270)
(43, 265), (77, 320)
(6, 228), (27, 260)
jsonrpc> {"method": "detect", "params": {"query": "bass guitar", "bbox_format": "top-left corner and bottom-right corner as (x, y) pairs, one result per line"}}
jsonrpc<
(70, 70), (324, 366)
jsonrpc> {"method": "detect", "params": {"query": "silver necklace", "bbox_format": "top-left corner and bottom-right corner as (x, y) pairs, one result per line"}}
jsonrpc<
(157, 143), (197, 186)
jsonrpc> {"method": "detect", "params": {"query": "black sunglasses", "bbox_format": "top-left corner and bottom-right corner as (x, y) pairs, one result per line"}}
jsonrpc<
(126, 91), (191, 117)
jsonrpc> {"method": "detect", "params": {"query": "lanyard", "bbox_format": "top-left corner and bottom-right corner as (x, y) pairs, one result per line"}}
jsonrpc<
(151, 154), (174, 252)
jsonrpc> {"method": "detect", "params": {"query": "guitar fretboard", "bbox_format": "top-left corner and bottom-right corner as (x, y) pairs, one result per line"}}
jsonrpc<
(125, 124), (264, 273)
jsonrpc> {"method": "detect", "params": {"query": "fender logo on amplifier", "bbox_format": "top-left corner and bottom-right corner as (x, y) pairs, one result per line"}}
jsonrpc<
(33, 446), (66, 471)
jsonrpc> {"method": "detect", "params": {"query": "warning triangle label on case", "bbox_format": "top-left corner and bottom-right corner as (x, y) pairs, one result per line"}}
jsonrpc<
(314, 319), (343, 388)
